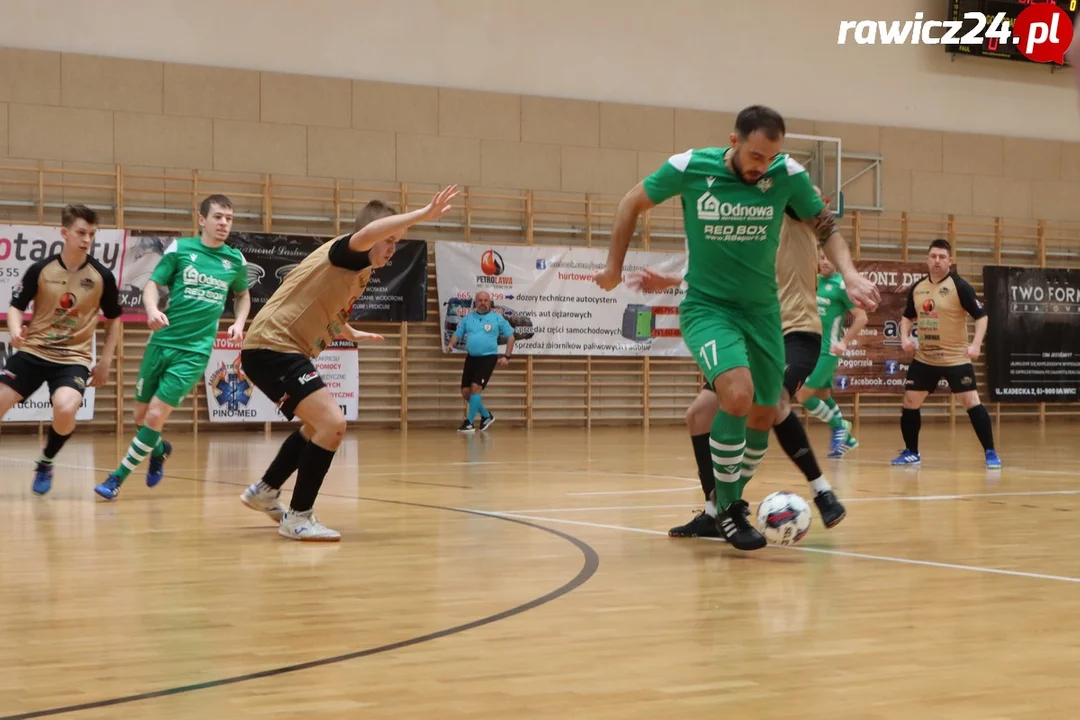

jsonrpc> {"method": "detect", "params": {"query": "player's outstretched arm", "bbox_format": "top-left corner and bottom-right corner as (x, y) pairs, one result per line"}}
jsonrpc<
(348, 186), (459, 253)
(594, 182), (656, 291)
(813, 213), (880, 311)
(626, 267), (682, 293)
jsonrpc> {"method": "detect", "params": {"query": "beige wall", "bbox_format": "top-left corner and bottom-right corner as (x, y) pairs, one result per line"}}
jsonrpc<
(1, 48), (1079, 222)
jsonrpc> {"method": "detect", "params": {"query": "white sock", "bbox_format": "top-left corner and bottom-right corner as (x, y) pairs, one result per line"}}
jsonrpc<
(810, 476), (832, 494)
(704, 498), (717, 517)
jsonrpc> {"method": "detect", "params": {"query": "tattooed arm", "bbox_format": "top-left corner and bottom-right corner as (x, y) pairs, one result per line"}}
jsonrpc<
(806, 207), (881, 311)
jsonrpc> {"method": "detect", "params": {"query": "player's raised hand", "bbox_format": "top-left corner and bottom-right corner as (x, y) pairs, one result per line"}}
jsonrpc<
(593, 267), (622, 291)
(628, 268), (681, 293)
(420, 185), (460, 222)
(146, 308), (169, 331)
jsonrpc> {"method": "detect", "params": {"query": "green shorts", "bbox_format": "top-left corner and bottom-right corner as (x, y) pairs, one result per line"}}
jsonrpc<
(679, 297), (784, 407)
(135, 344), (209, 408)
(805, 352), (841, 390)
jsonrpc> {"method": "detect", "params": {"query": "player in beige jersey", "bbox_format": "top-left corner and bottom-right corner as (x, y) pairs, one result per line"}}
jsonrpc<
(891, 239), (999, 469)
(632, 203), (850, 538)
(0, 205), (122, 495)
(239, 186), (458, 542)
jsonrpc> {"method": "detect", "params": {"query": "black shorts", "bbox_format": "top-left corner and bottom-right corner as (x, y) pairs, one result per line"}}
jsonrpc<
(702, 331), (822, 397)
(905, 359), (977, 394)
(0, 351), (89, 400)
(240, 349), (325, 421)
(461, 354), (499, 389)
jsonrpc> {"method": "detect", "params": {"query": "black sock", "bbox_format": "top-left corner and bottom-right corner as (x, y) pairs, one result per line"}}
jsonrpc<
(262, 430), (309, 490)
(690, 433), (712, 501)
(901, 408), (921, 453)
(290, 441), (336, 513)
(967, 404), (995, 451)
(773, 411), (822, 482)
(40, 427), (71, 463)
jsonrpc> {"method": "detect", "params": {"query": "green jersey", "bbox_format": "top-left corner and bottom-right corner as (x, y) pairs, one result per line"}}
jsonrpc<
(643, 147), (825, 312)
(148, 236), (249, 357)
(817, 273), (854, 351)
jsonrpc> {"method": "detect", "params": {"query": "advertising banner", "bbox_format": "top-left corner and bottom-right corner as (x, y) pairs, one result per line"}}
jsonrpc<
(983, 266), (1080, 402)
(202, 334), (359, 422)
(434, 242), (688, 356)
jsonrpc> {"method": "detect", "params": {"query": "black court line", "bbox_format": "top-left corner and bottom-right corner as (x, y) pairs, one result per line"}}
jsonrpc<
(1, 488), (599, 719)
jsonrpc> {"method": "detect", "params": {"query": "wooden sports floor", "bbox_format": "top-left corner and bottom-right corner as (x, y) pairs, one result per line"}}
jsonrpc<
(0, 419), (1076, 719)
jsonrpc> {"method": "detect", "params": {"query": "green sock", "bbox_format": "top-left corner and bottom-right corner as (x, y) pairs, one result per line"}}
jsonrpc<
(737, 427), (770, 499)
(803, 397), (845, 430)
(115, 425), (162, 482)
(710, 410), (747, 512)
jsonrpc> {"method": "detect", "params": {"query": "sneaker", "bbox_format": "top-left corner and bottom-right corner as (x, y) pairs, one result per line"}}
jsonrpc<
(279, 509), (341, 542)
(241, 482), (287, 522)
(668, 510), (720, 538)
(145, 441), (172, 488)
(32, 462), (53, 496)
(813, 489), (846, 529)
(829, 421), (858, 458)
(828, 423), (847, 456)
(891, 449), (921, 466)
(715, 500), (767, 551)
(985, 449), (1002, 470)
(478, 414), (496, 431)
(457, 420), (475, 433)
(94, 474), (122, 500)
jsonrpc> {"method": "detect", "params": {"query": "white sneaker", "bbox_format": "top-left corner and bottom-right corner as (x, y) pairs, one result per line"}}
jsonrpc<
(279, 508), (341, 542)
(241, 482), (286, 522)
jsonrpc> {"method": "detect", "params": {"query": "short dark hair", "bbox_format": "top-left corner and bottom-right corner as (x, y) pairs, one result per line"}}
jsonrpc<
(354, 199), (397, 231)
(929, 238), (952, 254)
(735, 105), (786, 142)
(61, 204), (98, 229)
(199, 194), (233, 218)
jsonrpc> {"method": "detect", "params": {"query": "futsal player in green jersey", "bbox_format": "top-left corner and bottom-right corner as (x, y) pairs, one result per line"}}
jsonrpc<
(594, 105), (879, 550)
(797, 248), (868, 458)
(95, 195), (251, 499)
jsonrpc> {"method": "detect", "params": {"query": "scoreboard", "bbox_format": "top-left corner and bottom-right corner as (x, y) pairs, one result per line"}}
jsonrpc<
(945, 0), (1075, 66)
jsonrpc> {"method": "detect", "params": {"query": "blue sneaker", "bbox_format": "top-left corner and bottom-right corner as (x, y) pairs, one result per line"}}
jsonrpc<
(985, 449), (1002, 470)
(146, 441), (172, 488)
(32, 462), (53, 496)
(891, 449), (921, 466)
(828, 424), (846, 457)
(94, 474), (122, 500)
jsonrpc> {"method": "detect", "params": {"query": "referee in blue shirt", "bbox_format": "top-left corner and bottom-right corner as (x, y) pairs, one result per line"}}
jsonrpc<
(445, 291), (515, 432)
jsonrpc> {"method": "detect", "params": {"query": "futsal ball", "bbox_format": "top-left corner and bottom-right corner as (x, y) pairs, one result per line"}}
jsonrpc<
(756, 491), (812, 546)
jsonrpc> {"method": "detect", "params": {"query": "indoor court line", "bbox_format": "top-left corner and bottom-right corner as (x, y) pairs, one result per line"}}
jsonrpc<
(496, 487), (1080, 514)
(475, 510), (1080, 585)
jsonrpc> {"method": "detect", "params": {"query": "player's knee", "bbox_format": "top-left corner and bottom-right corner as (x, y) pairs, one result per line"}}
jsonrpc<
(470, 383), (483, 395)
(720, 386), (753, 416)
(685, 393), (715, 434)
(460, 387), (471, 400)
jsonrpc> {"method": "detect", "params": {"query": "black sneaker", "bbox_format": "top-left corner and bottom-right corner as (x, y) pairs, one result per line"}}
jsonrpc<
(668, 510), (720, 538)
(715, 500), (767, 550)
(478, 414), (496, 431)
(814, 490), (846, 529)
(457, 420), (475, 433)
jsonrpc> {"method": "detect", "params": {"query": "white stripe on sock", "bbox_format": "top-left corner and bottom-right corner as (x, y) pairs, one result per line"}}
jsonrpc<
(709, 438), (746, 453)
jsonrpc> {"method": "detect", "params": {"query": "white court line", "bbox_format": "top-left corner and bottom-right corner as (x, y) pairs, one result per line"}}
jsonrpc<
(499, 487), (1080, 514)
(567, 486), (698, 497)
(474, 511), (1080, 585)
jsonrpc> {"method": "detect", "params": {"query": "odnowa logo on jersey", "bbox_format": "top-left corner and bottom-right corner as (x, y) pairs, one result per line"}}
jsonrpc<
(696, 197), (776, 222)
(182, 265), (229, 291)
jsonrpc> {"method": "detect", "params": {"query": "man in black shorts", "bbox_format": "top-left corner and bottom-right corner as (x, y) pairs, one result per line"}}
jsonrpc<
(891, 239), (999, 469)
(0, 204), (122, 495)
(631, 208), (850, 537)
(445, 290), (515, 433)
(239, 186), (458, 542)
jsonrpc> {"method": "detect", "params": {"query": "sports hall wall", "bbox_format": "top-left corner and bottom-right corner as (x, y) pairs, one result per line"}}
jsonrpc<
(0, 0), (1078, 432)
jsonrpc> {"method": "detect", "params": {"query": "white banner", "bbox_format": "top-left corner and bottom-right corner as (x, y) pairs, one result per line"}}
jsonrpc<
(435, 242), (690, 356)
(0, 332), (96, 422)
(202, 334), (360, 422)
(0, 225), (127, 317)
